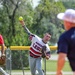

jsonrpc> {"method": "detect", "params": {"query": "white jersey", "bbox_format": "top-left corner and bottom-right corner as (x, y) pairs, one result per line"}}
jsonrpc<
(29, 35), (50, 58)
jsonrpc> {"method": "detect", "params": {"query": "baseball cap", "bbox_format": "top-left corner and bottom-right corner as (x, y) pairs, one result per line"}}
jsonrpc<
(57, 9), (75, 23)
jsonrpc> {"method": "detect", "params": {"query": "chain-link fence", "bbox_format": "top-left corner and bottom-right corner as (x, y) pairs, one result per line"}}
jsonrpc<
(5, 46), (73, 75)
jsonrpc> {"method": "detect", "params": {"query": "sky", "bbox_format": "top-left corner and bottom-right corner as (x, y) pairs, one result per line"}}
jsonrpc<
(32, 0), (40, 8)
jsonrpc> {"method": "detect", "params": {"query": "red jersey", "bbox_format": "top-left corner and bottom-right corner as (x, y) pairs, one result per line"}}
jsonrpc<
(0, 35), (4, 44)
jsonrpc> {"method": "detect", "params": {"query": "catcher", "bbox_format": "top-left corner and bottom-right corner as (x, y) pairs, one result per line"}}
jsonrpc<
(20, 20), (51, 75)
(0, 34), (9, 75)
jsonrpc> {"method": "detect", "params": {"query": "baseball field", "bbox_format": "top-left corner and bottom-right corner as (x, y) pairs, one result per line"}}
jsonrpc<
(11, 59), (72, 75)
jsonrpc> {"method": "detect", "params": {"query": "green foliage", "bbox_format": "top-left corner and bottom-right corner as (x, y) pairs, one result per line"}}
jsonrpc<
(24, 15), (33, 26)
(12, 50), (29, 69)
(0, 0), (73, 70)
(0, 0), (33, 69)
(45, 60), (71, 71)
(61, 0), (75, 9)
(33, 0), (65, 45)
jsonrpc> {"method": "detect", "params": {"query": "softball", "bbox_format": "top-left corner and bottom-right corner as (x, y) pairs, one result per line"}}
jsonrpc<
(19, 16), (23, 21)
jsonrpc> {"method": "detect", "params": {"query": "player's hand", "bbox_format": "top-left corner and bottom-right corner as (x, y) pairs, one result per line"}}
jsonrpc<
(1, 54), (6, 60)
(1, 54), (5, 57)
(56, 71), (63, 75)
(19, 16), (25, 26)
(20, 20), (25, 26)
(45, 55), (50, 60)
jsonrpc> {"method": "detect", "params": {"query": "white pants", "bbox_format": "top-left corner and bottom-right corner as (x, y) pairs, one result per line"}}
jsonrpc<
(29, 56), (44, 75)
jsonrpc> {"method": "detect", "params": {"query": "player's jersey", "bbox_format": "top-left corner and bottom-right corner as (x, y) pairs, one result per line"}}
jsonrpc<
(0, 34), (4, 44)
(29, 35), (50, 58)
(0, 34), (4, 57)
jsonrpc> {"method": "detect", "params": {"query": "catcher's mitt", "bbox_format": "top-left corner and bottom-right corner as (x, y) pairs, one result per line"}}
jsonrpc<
(41, 46), (46, 58)
(0, 56), (6, 66)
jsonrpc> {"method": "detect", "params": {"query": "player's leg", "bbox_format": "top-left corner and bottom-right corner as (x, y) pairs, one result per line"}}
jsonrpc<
(29, 56), (36, 75)
(36, 57), (44, 75)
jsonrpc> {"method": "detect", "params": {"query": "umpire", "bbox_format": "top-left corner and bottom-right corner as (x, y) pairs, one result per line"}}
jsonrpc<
(56, 9), (75, 75)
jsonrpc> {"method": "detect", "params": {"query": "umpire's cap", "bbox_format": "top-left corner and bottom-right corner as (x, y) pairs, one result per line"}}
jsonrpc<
(57, 9), (75, 23)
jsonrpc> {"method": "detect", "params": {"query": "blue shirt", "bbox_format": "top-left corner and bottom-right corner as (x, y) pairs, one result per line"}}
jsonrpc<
(57, 27), (75, 60)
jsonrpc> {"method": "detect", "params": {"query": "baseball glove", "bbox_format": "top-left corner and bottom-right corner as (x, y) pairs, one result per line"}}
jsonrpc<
(0, 56), (6, 66)
(41, 46), (46, 58)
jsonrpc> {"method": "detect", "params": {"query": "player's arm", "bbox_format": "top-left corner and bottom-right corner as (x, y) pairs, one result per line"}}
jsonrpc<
(41, 46), (50, 59)
(19, 16), (33, 36)
(23, 25), (32, 35)
(0, 35), (6, 65)
(45, 46), (51, 60)
(20, 20), (32, 36)
(45, 51), (51, 60)
(56, 53), (67, 75)
(1, 44), (5, 55)
(0, 35), (5, 56)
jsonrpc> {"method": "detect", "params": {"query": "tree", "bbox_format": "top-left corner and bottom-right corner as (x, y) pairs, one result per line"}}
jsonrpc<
(0, 0), (67, 69)
(32, 0), (65, 45)
(59, 0), (75, 9)
(0, 0), (33, 46)
(0, 0), (34, 69)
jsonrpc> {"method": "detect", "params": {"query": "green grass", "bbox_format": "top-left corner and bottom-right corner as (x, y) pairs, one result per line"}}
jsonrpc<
(42, 60), (72, 72)
(11, 60), (72, 75)
(12, 60), (72, 72)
